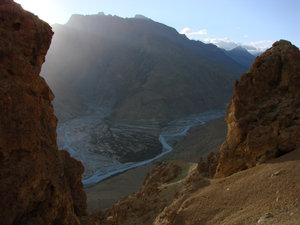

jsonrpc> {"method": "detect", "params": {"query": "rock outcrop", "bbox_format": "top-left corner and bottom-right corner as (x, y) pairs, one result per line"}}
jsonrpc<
(91, 161), (195, 225)
(0, 1), (87, 224)
(197, 152), (219, 178)
(215, 40), (300, 177)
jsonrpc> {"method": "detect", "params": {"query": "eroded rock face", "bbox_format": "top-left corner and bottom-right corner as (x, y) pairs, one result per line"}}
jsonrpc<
(215, 40), (300, 178)
(0, 1), (87, 224)
(92, 161), (185, 225)
(197, 152), (219, 178)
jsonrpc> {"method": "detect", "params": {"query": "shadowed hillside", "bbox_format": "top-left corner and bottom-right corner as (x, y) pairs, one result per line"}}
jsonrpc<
(42, 13), (251, 123)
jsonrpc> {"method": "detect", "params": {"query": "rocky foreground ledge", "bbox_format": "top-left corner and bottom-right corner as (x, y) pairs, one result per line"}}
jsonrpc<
(0, 1), (299, 225)
(0, 1), (87, 224)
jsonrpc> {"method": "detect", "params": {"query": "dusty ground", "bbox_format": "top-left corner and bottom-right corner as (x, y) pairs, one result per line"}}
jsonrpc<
(85, 117), (226, 211)
(153, 148), (300, 225)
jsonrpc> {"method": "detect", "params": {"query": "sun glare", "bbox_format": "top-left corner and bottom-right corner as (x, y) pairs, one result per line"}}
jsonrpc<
(14, 0), (57, 24)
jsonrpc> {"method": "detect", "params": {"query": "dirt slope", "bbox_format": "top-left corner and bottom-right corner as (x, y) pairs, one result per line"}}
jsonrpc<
(154, 148), (300, 225)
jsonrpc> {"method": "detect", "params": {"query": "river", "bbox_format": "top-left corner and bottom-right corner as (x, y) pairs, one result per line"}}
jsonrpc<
(57, 106), (225, 187)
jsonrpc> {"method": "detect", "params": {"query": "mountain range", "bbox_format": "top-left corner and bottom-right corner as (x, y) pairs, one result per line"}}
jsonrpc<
(42, 13), (255, 123)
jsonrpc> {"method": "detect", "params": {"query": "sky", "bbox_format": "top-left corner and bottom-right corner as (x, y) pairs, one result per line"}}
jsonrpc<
(15, 0), (300, 53)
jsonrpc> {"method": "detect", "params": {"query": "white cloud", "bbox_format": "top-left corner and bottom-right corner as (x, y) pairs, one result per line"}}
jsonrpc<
(180, 27), (208, 35)
(247, 40), (273, 54)
(249, 40), (272, 45)
(203, 37), (232, 44)
(241, 45), (256, 50)
(201, 37), (273, 55)
(203, 37), (238, 50)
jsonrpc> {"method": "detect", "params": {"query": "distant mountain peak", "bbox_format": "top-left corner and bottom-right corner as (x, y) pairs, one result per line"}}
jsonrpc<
(231, 45), (247, 51)
(97, 12), (105, 16)
(134, 14), (151, 20)
(225, 45), (256, 69)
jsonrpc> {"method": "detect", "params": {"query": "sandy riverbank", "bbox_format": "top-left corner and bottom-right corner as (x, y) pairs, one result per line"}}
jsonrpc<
(85, 117), (227, 211)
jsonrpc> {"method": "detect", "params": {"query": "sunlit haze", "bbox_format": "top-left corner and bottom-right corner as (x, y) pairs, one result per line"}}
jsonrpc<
(15, 0), (300, 52)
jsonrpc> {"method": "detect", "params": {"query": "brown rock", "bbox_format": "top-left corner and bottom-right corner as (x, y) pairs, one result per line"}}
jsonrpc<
(197, 151), (219, 178)
(91, 161), (188, 225)
(215, 40), (300, 178)
(0, 1), (88, 224)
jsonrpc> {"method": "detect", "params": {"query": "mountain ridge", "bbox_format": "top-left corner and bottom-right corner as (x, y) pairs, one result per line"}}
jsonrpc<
(66, 13), (250, 71)
(42, 13), (251, 124)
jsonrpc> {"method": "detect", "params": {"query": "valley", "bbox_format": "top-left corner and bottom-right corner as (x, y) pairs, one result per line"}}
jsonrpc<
(57, 102), (225, 187)
(42, 12), (249, 189)
(85, 117), (227, 211)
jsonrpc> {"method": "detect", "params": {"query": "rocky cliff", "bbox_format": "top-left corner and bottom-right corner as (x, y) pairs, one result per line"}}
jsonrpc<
(0, 1), (87, 224)
(215, 40), (300, 177)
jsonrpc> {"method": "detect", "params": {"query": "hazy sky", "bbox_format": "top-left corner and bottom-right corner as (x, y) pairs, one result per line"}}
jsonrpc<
(15, 0), (300, 52)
